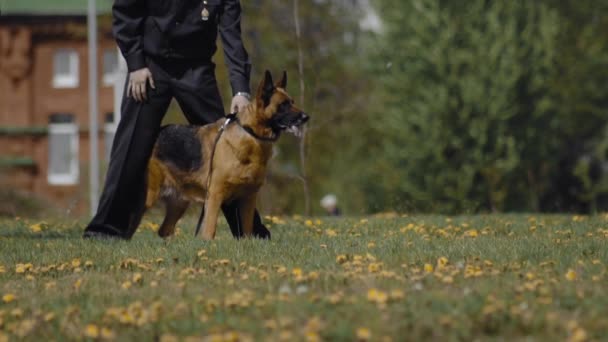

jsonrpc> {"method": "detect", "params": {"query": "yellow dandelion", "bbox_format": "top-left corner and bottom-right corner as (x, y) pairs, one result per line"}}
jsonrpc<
(325, 229), (338, 237)
(367, 288), (388, 304)
(305, 331), (320, 342)
(336, 255), (348, 264)
(30, 222), (45, 233)
(132, 273), (143, 284)
(441, 276), (454, 284)
(84, 324), (100, 338)
(437, 257), (449, 269)
(159, 334), (179, 342)
(73, 278), (83, 290)
(424, 263), (434, 273)
(464, 229), (479, 238)
(2, 293), (16, 303)
(390, 289), (405, 300)
(71, 259), (81, 268)
(292, 268), (303, 277)
(305, 219), (314, 226)
(368, 263), (382, 273)
(101, 327), (116, 340)
(122, 281), (133, 290)
(356, 327), (372, 340)
(85, 260), (94, 267)
(565, 269), (578, 281)
(43, 312), (55, 322)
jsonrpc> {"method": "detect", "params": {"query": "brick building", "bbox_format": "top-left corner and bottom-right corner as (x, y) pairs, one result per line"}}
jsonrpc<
(0, 1), (123, 213)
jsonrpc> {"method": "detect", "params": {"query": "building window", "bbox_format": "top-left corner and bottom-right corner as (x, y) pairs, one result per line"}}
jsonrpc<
(103, 50), (118, 86)
(52, 49), (79, 88)
(104, 112), (116, 163)
(48, 114), (79, 185)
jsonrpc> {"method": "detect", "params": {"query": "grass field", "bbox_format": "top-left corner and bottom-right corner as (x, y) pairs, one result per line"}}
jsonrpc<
(1, 214), (607, 341)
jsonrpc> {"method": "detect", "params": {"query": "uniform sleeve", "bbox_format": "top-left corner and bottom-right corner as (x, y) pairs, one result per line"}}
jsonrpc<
(219, 0), (252, 95)
(112, 0), (146, 72)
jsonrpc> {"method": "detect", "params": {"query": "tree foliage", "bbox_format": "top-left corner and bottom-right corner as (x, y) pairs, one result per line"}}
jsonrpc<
(365, 0), (608, 213)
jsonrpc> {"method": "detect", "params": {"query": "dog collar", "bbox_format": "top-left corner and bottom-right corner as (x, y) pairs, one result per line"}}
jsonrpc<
(240, 125), (281, 142)
(225, 112), (280, 142)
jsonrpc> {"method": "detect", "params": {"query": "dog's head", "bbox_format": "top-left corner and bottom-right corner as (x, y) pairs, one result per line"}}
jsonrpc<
(256, 70), (309, 137)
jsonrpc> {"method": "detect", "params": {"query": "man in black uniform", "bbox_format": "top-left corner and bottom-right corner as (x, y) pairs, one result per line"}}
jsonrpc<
(84, 0), (271, 240)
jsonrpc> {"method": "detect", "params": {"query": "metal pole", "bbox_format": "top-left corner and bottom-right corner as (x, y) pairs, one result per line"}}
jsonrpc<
(87, 0), (100, 215)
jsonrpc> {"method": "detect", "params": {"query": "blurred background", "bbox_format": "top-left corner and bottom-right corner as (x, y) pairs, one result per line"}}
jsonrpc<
(0, 0), (607, 218)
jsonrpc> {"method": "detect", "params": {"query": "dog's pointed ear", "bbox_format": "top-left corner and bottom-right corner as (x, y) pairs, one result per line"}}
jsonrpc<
(257, 70), (274, 107)
(276, 71), (287, 89)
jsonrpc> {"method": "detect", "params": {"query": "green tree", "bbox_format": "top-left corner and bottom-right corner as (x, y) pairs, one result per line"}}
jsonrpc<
(367, 0), (565, 213)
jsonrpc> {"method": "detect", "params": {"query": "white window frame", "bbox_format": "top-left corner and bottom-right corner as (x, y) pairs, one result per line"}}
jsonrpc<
(52, 49), (79, 88)
(47, 122), (79, 185)
(102, 49), (118, 87)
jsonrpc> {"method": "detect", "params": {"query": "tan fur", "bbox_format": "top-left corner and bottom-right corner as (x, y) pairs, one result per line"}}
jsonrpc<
(145, 73), (303, 240)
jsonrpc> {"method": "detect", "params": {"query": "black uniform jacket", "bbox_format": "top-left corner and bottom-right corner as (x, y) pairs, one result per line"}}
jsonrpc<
(113, 0), (251, 94)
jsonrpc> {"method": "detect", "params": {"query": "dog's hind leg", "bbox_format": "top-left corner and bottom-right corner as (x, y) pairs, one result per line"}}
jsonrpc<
(238, 194), (257, 237)
(158, 197), (190, 238)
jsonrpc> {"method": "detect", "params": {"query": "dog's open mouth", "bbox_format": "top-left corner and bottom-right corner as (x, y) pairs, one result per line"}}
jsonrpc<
(286, 125), (304, 138)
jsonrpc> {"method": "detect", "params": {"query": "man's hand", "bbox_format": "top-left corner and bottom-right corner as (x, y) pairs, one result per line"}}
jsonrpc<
(127, 67), (155, 102)
(230, 94), (250, 113)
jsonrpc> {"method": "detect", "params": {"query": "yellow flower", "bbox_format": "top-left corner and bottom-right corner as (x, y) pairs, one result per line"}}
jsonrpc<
(132, 273), (143, 284)
(2, 293), (16, 303)
(71, 259), (81, 268)
(437, 257), (449, 269)
(325, 229), (338, 237)
(292, 268), (303, 277)
(424, 263), (434, 273)
(30, 222), (46, 232)
(356, 327), (372, 340)
(367, 288), (388, 304)
(73, 278), (83, 290)
(15, 263), (33, 274)
(84, 324), (100, 338)
(101, 327), (116, 340)
(368, 263), (382, 273)
(565, 269), (577, 281)
(0, 265), (5, 274)
(122, 281), (133, 290)
(305, 331), (320, 342)
(464, 229), (479, 238)
(336, 255), (348, 264)
(159, 334), (179, 342)
(390, 289), (405, 300)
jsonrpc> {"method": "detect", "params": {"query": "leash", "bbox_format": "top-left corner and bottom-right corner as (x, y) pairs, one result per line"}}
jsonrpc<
(194, 112), (238, 236)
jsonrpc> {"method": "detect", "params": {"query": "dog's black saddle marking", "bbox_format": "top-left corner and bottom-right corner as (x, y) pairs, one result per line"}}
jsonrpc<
(155, 125), (203, 171)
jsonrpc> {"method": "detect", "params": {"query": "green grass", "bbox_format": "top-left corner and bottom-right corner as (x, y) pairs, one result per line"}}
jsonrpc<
(1, 214), (608, 341)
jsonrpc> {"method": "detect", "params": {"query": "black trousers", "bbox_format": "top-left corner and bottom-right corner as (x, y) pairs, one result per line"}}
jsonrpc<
(85, 57), (270, 240)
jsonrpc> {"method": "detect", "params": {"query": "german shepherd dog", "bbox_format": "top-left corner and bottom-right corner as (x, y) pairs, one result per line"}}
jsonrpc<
(145, 71), (309, 240)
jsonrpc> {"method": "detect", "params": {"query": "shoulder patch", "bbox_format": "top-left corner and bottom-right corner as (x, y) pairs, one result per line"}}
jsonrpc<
(155, 125), (203, 171)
